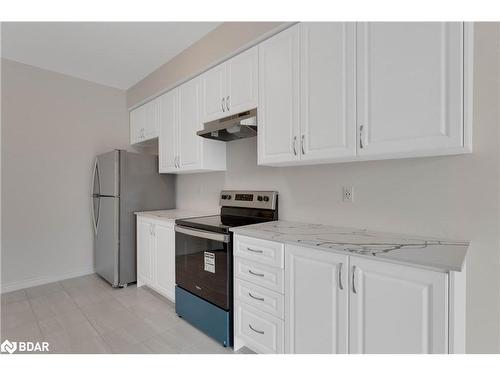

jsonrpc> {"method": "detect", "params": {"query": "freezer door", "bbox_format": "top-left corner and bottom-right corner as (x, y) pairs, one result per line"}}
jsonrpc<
(95, 196), (120, 286)
(96, 150), (119, 196)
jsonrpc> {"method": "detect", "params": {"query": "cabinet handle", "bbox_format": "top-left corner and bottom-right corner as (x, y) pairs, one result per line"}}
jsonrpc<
(246, 247), (263, 254)
(226, 96), (230, 112)
(352, 265), (357, 294)
(292, 136), (297, 156)
(338, 263), (343, 290)
(301, 134), (305, 155)
(248, 292), (265, 301)
(222, 97), (225, 112)
(249, 324), (265, 335)
(248, 269), (265, 277)
(359, 125), (364, 149)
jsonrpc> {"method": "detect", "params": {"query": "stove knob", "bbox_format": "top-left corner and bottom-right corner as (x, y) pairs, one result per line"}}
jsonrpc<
(226, 195), (231, 200)
(221, 195), (227, 199)
(263, 196), (270, 202)
(257, 196), (263, 201)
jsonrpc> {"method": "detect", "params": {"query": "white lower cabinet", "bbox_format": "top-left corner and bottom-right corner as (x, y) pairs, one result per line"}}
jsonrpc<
(349, 257), (448, 354)
(285, 245), (348, 354)
(234, 235), (453, 354)
(137, 218), (154, 286)
(136, 217), (176, 302)
(233, 235), (285, 354)
(234, 300), (284, 354)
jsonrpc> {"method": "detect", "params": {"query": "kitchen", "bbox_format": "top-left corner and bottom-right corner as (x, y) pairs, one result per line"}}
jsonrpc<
(1, 15), (500, 363)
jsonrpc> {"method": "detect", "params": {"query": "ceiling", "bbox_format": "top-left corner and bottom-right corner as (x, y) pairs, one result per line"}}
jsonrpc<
(1, 22), (221, 89)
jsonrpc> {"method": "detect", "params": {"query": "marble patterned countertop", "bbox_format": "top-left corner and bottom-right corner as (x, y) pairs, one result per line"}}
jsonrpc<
(230, 221), (469, 272)
(135, 209), (217, 225)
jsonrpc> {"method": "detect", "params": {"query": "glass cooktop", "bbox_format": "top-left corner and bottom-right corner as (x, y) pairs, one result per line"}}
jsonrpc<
(175, 215), (266, 234)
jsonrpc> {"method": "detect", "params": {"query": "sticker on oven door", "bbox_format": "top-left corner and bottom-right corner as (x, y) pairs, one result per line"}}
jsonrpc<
(204, 252), (215, 273)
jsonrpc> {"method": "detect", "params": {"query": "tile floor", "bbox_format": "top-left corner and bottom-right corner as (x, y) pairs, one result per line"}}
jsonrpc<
(1, 274), (251, 354)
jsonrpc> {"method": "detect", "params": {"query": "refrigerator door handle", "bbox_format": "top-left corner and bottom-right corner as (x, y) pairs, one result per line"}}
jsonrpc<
(92, 158), (100, 196)
(91, 196), (100, 235)
(91, 158), (100, 235)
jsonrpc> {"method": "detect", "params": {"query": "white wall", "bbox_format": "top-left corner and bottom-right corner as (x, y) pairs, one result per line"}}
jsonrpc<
(175, 23), (500, 353)
(1, 59), (129, 291)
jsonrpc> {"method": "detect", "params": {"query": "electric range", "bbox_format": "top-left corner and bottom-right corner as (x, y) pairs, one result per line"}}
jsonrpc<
(174, 190), (278, 347)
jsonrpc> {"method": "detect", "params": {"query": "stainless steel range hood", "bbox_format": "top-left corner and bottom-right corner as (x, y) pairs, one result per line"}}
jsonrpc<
(197, 108), (257, 142)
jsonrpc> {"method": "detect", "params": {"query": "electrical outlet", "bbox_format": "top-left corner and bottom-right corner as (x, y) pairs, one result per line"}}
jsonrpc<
(343, 186), (353, 203)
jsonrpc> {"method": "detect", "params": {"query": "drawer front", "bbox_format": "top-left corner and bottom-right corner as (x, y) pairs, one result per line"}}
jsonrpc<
(234, 278), (284, 319)
(235, 257), (284, 293)
(235, 300), (284, 354)
(234, 235), (284, 268)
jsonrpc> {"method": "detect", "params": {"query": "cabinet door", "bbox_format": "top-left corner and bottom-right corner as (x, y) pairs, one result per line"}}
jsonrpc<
(153, 223), (176, 301)
(349, 257), (448, 353)
(178, 79), (202, 170)
(285, 245), (348, 354)
(300, 22), (356, 161)
(201, 64), (227, 122)
(137, 219), (153, 286)
(158, 90), (178, 173)
(258, 25), (300, 165)
(129, 105), (145, 144)
(143, 99), (160, 140)
(357, 22), (464, 157)
(226, 46), (258, 115)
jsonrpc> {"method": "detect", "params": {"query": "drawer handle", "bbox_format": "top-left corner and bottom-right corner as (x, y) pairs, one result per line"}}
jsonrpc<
(246, 247), (263, 254)
(249, 324), (265, 335)
(248, 269), (265, 277)
(248, 292), (265, 301)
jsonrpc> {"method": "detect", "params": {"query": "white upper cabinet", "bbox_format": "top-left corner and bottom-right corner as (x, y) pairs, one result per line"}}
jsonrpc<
(158, 78), (226, 174)
(299, 22), (356, 162)
(202, 64), (226, 122)
(349, 257), (448, 354)
(129, 105), (144, 144)
(258, 22), (471, 166)
(258, 25), (300, 165)
(285, 244), (348, 354)
(130, 98), (159, 144)
(202, 46), (258, 123)
(357, 22), (468, 157)
(226, 46), (259, 115)
(158, 90), (177, 173)
(258, 23), (356, 166)
(178, 79), (202, 170)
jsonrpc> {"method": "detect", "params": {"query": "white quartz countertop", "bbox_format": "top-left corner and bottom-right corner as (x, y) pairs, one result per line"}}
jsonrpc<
(230, 221), (470, 272)
(135, 209), (217, 224)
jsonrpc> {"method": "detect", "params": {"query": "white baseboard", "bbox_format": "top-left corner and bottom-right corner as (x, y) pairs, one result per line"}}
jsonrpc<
(1, 267), (95, 293)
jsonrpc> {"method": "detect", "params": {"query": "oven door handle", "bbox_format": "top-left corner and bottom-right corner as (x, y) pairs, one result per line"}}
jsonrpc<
(175, 225), (231, 243)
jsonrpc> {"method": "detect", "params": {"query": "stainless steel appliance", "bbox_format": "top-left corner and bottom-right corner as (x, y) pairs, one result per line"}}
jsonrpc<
(91, 150), (175, 287)
(197, 108), (257, 141)
(174, 190), (278, 347)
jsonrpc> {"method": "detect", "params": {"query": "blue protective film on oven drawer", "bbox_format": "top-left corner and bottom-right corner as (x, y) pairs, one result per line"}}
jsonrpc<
(175, 286), (233, 347)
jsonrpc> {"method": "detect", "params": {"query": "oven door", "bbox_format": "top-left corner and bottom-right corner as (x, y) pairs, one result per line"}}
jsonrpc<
(175, 225), (232, 310)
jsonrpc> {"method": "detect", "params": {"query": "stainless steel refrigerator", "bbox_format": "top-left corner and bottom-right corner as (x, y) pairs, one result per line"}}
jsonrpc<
(91, 150), (175, 287)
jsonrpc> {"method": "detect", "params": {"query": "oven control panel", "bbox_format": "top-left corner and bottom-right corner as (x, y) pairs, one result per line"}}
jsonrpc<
(220, 190), (277, 210)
